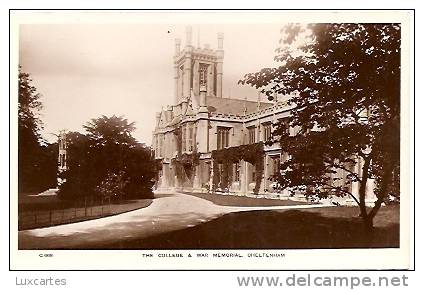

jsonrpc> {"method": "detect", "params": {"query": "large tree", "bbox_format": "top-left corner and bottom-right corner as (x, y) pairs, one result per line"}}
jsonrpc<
(84, 115), (155, 198)
(18, 67), (57, 192)
(58, 115), (156, 200)
(240, 24), (400, 230)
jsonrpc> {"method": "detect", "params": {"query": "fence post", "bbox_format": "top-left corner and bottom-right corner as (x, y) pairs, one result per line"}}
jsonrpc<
(84, 196), (87, 217)
(49, 210), (52, 226)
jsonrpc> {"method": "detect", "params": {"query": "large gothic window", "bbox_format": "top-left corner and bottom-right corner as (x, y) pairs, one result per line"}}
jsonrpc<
(188, 124), (194, 152)
(271, 155), (281, 176)
(159, 134), (164, 157)
(181, 123), (196, 153)
(182, 125), (186, 152)
(248, 126), (256, 144)
(263, 122), (272, 141)
(199, 63), (208, 87)
(217, 126), (230, 150)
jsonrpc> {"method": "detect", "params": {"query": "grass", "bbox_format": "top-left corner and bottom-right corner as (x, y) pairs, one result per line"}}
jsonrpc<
(99, 204), (399, 249)
(183, 192), (309, 207)
(18, 193), (153, 230)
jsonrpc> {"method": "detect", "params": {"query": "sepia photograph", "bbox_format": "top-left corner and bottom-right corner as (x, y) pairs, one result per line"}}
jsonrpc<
(9, 10), (413, 270)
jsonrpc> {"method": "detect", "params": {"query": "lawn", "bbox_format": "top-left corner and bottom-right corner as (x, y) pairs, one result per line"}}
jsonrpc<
(100, 204), (399, 249)
(183, 192), (309, 207)
(18, 193), (153, 230)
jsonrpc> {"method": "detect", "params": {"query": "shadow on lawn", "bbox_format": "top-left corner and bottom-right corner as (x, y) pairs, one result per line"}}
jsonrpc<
(102, 209), (399, 249)
(183, 192), (309, 207)
(154, 193), (176, 199)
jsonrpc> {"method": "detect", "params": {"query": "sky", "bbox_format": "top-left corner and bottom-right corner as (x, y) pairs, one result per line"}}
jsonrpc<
(19, 22), (282, 145)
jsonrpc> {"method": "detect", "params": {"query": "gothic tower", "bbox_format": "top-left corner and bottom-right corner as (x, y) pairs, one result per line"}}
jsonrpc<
(173, 26), (224, 106)
(58, 130), (67, 172)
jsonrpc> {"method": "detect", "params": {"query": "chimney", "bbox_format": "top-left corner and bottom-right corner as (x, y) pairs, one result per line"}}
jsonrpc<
(217, 32), (224, 50)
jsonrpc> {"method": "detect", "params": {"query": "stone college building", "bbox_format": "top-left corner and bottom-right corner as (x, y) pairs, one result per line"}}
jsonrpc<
(152, 27), (376, 205)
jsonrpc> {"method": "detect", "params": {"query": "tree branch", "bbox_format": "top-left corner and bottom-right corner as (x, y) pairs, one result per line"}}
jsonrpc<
(320, 184), (360, 206)
(332, 163), (362, 183)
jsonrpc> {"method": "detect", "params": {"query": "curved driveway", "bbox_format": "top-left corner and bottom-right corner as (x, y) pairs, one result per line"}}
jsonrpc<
(18, 192), (328, 249)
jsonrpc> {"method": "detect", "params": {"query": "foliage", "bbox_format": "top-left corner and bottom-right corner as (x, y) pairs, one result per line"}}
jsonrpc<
(18, 67), (57, 193)
(212, 142), (264, 194)
(201, 182), (210, 192)
(170, 124), (200, 184)
(171, 152), (201, 182)
(95, 171), (129, 200)
(18, 66), (43, 141)
(123, 143), (156, 199)
(175, 152), (201, 166)
(36, 143), (60, 191)
(240, 24), (400, 229)
(58, 115), (156, 200)
(57, 132), (92, 199)
(84, 115), (136, 147)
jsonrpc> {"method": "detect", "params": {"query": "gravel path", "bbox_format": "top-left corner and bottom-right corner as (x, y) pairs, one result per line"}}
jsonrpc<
(18, 192), (329, 249)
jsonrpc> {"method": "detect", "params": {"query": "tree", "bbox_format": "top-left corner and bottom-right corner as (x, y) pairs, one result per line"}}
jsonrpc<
(123, 143), (156, 199)
(18, 67), (43, 141)
(18, 67), (57, 192)
(58, 115), (156, 200)
(240, 24), (400, 231)
(83, 115), (138, 189)
(96, 171), (129, 201)
(84, 115), (137, 148)
(57, 132), (92, 200)
(36, 142), (59, 190)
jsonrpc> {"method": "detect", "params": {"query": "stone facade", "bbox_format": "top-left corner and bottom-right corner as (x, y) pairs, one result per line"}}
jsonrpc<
(57, 130), (67, 185)
(152, 27), (376, 206)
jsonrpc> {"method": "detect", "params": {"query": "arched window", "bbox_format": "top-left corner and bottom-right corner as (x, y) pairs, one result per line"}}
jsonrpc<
(199, 63), (208, 87)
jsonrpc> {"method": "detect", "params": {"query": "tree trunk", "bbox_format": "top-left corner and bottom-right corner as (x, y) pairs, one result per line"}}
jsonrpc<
(362, 214), (374, 233)
(357, 156), (375, 235)
(358, 156), (371, 220)
(368, 167), (391, 221)
(359, 155), (393, 237)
